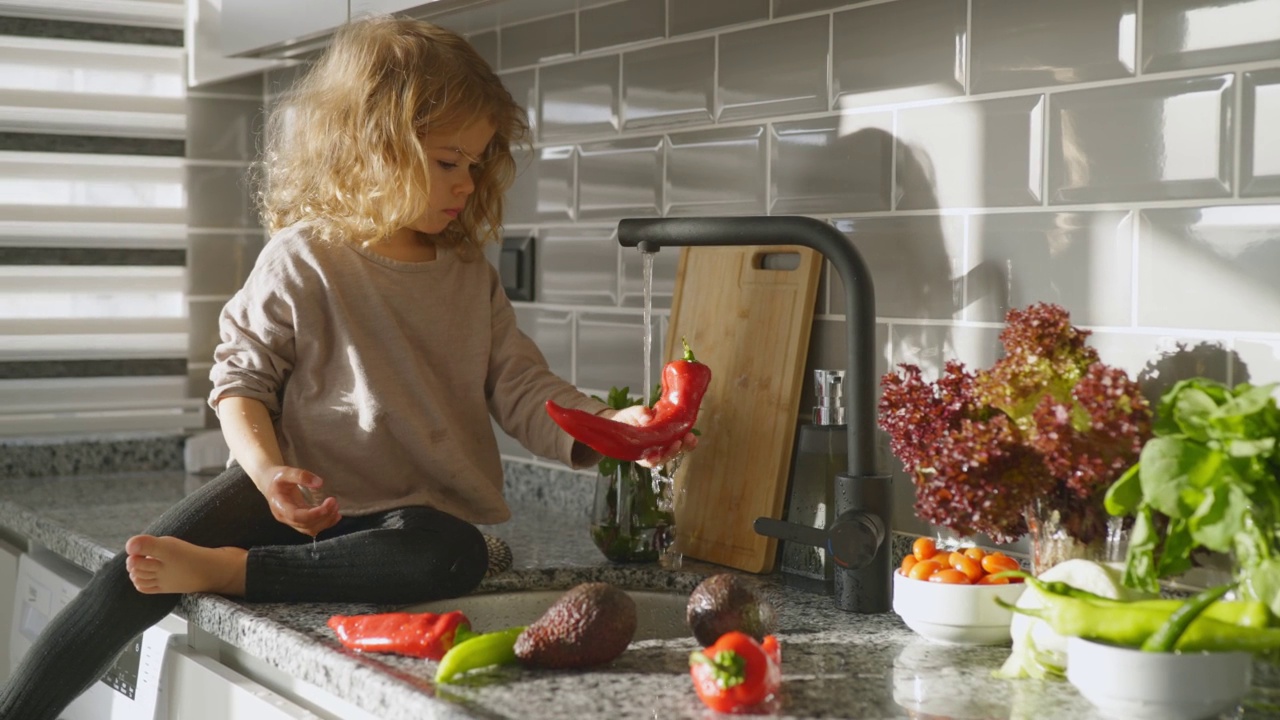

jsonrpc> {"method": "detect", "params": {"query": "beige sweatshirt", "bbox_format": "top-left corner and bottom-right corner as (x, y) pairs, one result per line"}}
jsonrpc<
(209, 224), (607, 524)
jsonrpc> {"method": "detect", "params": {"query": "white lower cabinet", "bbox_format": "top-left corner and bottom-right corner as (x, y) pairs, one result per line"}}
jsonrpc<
(0, 536), (20, 683)
(165, 645), (320, 720)
(9, 542), (357, 720)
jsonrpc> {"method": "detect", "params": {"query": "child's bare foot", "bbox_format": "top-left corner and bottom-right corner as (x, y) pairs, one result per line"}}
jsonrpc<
(124, 535), (248, 596)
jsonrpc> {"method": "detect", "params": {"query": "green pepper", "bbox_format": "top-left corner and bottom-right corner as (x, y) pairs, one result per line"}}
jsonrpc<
(998, 584), (1280, 653)
(1141, 583), (1236, 652)
(434, 626), (525, 684)
(1003, 572), (1270, 628)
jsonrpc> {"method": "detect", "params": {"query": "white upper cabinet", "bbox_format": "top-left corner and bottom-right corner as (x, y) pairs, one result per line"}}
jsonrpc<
(220, 0), (347, 58)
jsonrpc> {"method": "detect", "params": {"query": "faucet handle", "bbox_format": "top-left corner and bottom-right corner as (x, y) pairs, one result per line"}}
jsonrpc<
(753, 513), (882, 571)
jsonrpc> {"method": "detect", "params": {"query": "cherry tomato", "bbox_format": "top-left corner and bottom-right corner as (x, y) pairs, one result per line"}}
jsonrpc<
(977, 573), (1011, 585)
(981, 553), (1021, 575)
(900, 554), (919, 575)
(949, 553), (984, 582)
(912, 537), (938, 562)
(963, 547), (986, 562)
(928, 569), (971, 584)
(908, 559), (942, 581)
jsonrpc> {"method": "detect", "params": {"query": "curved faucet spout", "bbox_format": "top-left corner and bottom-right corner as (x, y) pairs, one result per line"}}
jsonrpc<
(618, 216), (876, 475)
(618, 216), (891, 613)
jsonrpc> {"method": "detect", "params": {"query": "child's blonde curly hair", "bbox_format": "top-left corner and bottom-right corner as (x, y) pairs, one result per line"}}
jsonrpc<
(255, 15), (528, 260)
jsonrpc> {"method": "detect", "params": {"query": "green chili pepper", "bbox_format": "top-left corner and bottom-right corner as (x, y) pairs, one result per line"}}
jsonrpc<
(1141, 583), (1236, 652)
(998, 585), (1280, 652)
(434, 626), (525, 684)
(993, 571), (1128, 604)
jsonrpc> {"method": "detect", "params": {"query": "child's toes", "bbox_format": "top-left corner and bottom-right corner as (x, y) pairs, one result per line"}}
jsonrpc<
(127, 555), (161, 575)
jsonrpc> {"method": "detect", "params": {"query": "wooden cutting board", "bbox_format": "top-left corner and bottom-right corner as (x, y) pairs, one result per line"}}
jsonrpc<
(666, 244), (822, 574)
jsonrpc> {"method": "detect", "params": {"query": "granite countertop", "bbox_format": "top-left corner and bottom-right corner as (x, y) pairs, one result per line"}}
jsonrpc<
(2, 468), (1278, 720)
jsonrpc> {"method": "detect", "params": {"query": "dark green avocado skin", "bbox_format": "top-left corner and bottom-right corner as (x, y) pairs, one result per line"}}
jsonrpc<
(686, 574), (778, 647)
(514, 583), (638, 669)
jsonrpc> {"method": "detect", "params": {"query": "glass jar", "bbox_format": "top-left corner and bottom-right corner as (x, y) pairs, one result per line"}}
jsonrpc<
(589, 461), (678, 565)
(1025, 498), (1128, 575)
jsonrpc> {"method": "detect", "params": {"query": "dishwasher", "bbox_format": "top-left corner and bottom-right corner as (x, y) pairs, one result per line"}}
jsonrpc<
(11, 544), (320, 720)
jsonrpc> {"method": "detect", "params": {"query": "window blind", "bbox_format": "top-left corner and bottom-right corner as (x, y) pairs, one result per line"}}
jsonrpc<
(0, 2), (203, 436)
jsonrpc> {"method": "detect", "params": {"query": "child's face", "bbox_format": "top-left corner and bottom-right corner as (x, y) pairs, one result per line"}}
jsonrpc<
(412, 120), (496, 236)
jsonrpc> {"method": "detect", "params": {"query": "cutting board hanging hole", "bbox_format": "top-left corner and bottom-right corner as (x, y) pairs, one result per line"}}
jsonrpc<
(753, 252), (801, 271)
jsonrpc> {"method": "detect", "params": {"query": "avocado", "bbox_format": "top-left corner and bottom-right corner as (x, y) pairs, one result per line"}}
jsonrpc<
(686, 573), (778, 647)
(514, 582), (637, 669)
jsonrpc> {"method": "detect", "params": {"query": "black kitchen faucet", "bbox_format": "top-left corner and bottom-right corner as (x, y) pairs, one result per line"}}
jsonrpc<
(618, 216), (892, 613)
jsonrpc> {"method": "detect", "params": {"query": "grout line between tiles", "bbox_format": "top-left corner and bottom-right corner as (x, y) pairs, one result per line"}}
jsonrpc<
(1233, 72), (1244, 198)
(964, 0), (972, 95)
(1130, 209), (1141, 328)
(1041, 93), (1051, 207)
(1135, 0), (1144, 76)
(504, 194), (1280, 236)
(889, 110), (898, 211)
(960, 214), (971, 321)
(530, 59), (1280, 149)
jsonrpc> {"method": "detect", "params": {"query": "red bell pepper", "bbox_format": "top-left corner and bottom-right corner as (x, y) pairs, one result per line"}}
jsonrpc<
(546, 338), (711, 462)
(327, 610), (472, 660)
(689, 631), (782, 713)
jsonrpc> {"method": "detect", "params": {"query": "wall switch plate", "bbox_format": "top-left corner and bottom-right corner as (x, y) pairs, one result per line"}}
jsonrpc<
(500, 234), (535, 301)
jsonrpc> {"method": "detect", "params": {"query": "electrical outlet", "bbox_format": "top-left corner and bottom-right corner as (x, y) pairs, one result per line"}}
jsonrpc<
(500, 234), (535, 301)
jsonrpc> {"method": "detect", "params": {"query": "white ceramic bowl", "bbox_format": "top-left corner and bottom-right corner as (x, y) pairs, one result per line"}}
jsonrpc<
(891, 571), (1026, 645)
(1067, 637), (1252, 720)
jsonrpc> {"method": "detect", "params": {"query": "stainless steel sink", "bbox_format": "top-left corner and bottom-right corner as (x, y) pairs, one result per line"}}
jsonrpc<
(404, 589), (691, 641)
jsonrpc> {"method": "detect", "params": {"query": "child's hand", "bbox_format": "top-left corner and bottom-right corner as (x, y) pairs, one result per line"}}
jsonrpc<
(609, 405), (699, 469)
(262, 466), (341, 537)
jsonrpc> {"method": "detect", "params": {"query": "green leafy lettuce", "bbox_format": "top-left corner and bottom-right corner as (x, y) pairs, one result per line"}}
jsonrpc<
(1105, 378), (1280, 613)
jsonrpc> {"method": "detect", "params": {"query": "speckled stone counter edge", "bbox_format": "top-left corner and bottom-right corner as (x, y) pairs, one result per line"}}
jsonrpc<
(1, 432), (185, 480)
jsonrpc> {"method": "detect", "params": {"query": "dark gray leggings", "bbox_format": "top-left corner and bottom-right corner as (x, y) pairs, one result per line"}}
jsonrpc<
(0, 464), (488, 720)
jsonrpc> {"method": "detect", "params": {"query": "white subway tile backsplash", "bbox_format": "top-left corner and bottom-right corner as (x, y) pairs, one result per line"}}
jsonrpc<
(505, 146), (575, 224)
(622, 37), (715, 130)
(499, 69), (537, 136)
(1234, 338), (1280, 390)
(577, 136), (663, 220)
(620, 238), (678, 310)
(539, 55), (620, 141)
(717, 16), (829, 121)
(513, 307), (574, 383)
(664, 126), (766, 216)
(770, 114), (893, 214)
(832, 0), (966, 109)
(832, 216), (966, 320)
(1243, 69), (1280, 197)
(580, 0), (665, 52)
(889, 323), (1003, 378)
(1138, 205), (1280, 332)
(896, 95), (1045, 209)
(1142, 0), (1280, 73)
(1048, 75), (1235, 204)
(245, 0), (1280, 549)
(967, 212), (1134, 326)
(970, 0), (1136, 93)
(500, 13), (576, 69)
(668, 0), (767, 37)
(576, 311), (660, 394)
(483, 0), (577, 27)
(536, 226), (618, 306)
(774, 0), (859, 16)
(1086, 333), (1231, 393)
(468, 30), (498, 69)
